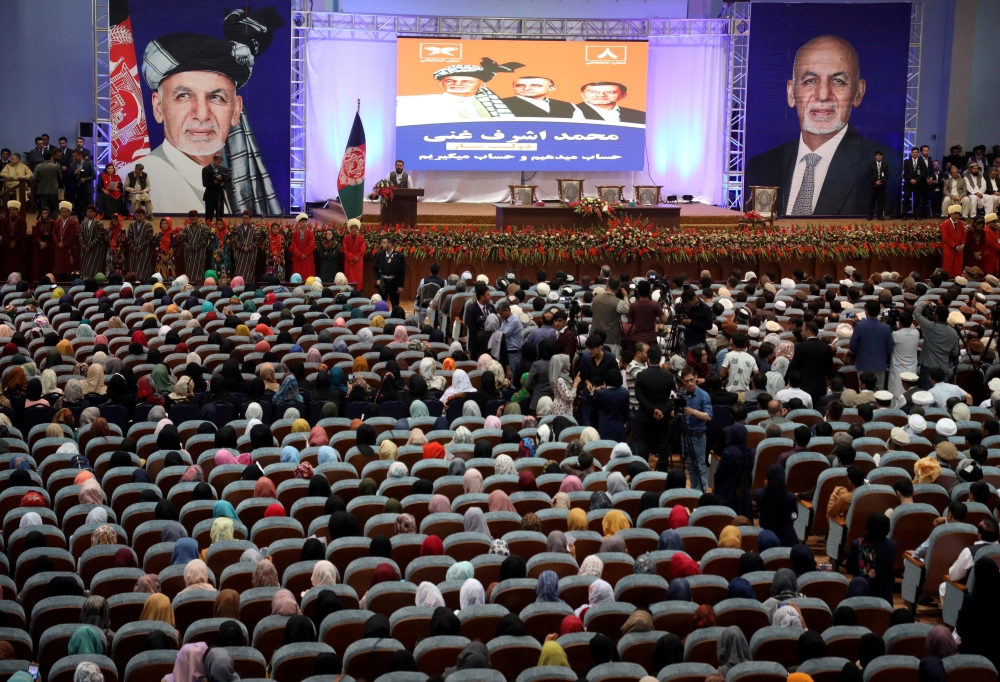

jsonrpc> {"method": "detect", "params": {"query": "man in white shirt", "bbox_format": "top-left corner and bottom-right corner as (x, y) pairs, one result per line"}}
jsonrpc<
(573, 82), (646, 124)
(966, 163), (996, 216)
(396, 59), (522, 126)
(500, 77), (578, 118)
(385, 160), (412, 188)
(720, 332), (757, 393)
(940, 517), (999, 598)
(928, 366), (972, 408)
(744, 35), (880, 216)
(887, 310), (920, 399)
(774, 370), (815, 409)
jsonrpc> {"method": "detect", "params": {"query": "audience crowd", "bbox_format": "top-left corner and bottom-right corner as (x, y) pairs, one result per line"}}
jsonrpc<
(2, 230), (1000, 682)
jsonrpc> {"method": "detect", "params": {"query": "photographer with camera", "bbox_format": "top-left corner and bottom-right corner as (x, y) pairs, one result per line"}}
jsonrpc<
(678, 287), (715, 350)
(916, 303), (960, 388)
(201, 153), (230, 222)
(848, 300), (894, 390)
(591, 276), (629, 356)
(887, 310), (920, 399)
(678, 364), (713, 491)
(627, 279), (667, 345)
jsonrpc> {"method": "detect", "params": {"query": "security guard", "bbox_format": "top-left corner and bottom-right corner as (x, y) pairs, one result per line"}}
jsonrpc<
(373, 235), (406, 308)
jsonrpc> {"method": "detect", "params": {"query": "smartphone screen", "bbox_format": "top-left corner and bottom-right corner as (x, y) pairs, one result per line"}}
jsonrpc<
(347, 374), (355, 383)
(29, 666), (38, 680)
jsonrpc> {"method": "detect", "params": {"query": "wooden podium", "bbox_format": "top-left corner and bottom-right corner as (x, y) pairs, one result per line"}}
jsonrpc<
(380, 188), (424, 227)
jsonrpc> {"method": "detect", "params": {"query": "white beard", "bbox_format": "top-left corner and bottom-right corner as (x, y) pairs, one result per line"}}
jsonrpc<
(801, 102), (848, 136)
(175, 132), (225, 158)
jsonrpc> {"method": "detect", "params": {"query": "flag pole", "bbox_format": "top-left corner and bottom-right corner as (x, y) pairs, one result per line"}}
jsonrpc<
(357, 99), (360, 111)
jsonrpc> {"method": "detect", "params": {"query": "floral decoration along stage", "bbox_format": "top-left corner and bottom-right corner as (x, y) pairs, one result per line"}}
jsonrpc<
(219, 216), (944, 264)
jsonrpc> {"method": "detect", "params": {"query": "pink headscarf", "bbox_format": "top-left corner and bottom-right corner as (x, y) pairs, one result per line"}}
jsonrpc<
(775, 341), (795, 361)
(333, 318), (346, 328)
(484, 416), (502, 430)
(394, 326), (409, 344)
(428, 494), (451, 514)
(214, 450), (238, 466)
(477, 354), (492, 371)
(94, 334), (109, 347)
(307, 348), (322, 364)
(308, 426), (329, 447)
(254, 340), (270, 353)
(79, 479), (103, 505)
(559, 475), (583, 493)
(230, 276), (245, 288)
(236, 453), (253, 465)
(164, 642), (208, 682)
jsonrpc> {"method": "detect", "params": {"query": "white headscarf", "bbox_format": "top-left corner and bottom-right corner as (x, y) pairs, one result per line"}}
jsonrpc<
(458, 578), (486, 610)
(441, 369), (475, 403)
(416, 581), (445, 608)
(420, 358), (446, 391)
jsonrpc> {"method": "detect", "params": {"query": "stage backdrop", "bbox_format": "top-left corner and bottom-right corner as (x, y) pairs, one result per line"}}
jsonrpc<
(744, 3), (910, 217)
(306, 32), (728, 205)
(395, 38), (648, 172)
(109, 0), (290, 215)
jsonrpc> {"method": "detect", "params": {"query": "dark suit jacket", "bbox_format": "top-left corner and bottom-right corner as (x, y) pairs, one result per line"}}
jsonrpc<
(868, 160), (888, 187)
(787, 338), (834, 399)
(744, 124), (881, 216)
(575, 102), (646, 124)
(202, 163), (229, 203)
(903, 157), (924, 183)
(634, 366), (675, 422)
(500, 97), (577, 119)
(463, 300), (495, 358)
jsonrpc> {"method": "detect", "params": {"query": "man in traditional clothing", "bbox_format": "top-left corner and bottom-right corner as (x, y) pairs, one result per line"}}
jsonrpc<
(125, 164), (153, 217)
(53, 201), (80, 279)
(341, 218), (366, 290)
(126, 207), (156, 281)
(966, 163), (996, 217)
(289, 213), (316, 280)
(79, 205), (106, 279)
(965, 217), (987, 270)
(396, 57), (524, 126)
(984, 213), (1000, 277)
(232, 210), (260, 282)
(1, 200), (27, 277)
(941, 204), (966, 277)
(122, 8), (284, 215)
(180, 211), (211, 282)
(373, 235), (406, 308)
(385, 160), (412, 188)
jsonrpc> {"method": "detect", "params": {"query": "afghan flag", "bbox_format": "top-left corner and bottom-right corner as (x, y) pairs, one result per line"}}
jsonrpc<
(108, 0), (150, 167)
(337, 112), (366, 220)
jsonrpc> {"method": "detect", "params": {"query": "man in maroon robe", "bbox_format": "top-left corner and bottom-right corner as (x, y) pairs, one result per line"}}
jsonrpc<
(1, 200), (27, 278)
(53, 200), (81, 278)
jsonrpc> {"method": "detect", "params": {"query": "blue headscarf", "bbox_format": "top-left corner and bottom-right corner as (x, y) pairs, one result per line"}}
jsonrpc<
(329, 367), (348, 392)
(665, 577), (692, 601)
(273, 374), (302, 405)
(201, 301), (214, 313)
(317, 446), (339, 464)
(213, 500), (238, 519)
(658, 530), (685, 551)
(726, 577), (756, 600)
(290, 273), (302, 284)
(280, 446), (300, 464)
(535, 570), (563, 603)
(171, 537), (200, 565)
(291, 345), (303, 353)
(757, 530), (781, 552)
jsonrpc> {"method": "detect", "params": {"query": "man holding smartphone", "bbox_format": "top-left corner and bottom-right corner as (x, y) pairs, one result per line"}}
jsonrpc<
(678, 365), (713, 491)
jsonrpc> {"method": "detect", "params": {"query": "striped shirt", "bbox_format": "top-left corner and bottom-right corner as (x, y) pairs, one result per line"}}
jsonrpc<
(625, 360), (647, 410)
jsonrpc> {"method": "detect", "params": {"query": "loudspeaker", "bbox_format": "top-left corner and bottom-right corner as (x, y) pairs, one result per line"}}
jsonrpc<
(79, 122), (94, 138)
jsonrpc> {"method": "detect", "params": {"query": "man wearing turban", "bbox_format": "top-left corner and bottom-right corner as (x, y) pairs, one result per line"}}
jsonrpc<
(122, 7), (284, 215)
(397, 57), (524, 126)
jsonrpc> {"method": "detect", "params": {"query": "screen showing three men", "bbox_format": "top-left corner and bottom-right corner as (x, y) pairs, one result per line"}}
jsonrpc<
(395, 38), (649, 171)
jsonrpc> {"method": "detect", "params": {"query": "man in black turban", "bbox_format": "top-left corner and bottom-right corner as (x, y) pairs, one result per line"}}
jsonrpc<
(124, 6), (284, 215)
(397, 57), (524, 126)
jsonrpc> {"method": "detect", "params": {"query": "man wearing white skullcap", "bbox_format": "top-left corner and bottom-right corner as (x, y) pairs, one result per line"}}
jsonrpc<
(927, 366), (971, 409)
(53, 200), (80, 278)
(906, 413), (926, 436)
(935, 418), (957, 438)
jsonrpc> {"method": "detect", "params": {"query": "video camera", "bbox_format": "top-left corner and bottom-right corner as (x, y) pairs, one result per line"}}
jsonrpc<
(558, 285), (582, 322)
(881, 307), (899, 327)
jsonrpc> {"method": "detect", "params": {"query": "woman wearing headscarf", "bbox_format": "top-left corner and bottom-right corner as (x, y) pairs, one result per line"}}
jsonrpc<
(203, 648), (239, 682)
(538, 640), (572, 668)
(754, 464), (798, 547)
(766, 356), (789, 397)
(140, 592), (176, 628)
(957, 557), (1000, 668)
(845, 511), (898, 604)
(164, 642), (208, 682)
(67, 625), (104, 656)
(213, 589), (240, 620)
(762, 568), (802, 620)
(716, 625), (751, 676)
(715, 424), (755, 518)
(252, 558), (280, 588)
(179, 559), (215, 594)
(602, 509), (631, 538)
(535, 570), (563, 603)
(798, 630), (828, 666)
(574, 578), (613, 620)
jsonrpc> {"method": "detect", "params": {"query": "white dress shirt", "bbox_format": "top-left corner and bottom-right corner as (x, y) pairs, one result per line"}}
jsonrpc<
(786, 126), (850, 215)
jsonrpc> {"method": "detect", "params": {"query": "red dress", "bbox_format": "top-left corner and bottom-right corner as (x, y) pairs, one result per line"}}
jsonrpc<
(940, 217), (966, 277)
(342, 232), (366, 290)
(983, 225), (1000, 277)
(289, 227), (316, 280)
(53, 216), (80, 275)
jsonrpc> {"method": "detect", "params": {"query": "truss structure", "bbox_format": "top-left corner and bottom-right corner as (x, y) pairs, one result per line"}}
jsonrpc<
(290, 2), (309, 212)
(724, 2), (750, 210)
(93, 0), (112, 168)
(904, 3), (924, 155)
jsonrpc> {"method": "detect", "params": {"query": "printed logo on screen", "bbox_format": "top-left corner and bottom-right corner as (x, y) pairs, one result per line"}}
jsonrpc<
(419, 43), (462, 62)
(585, 45), (628, 65)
